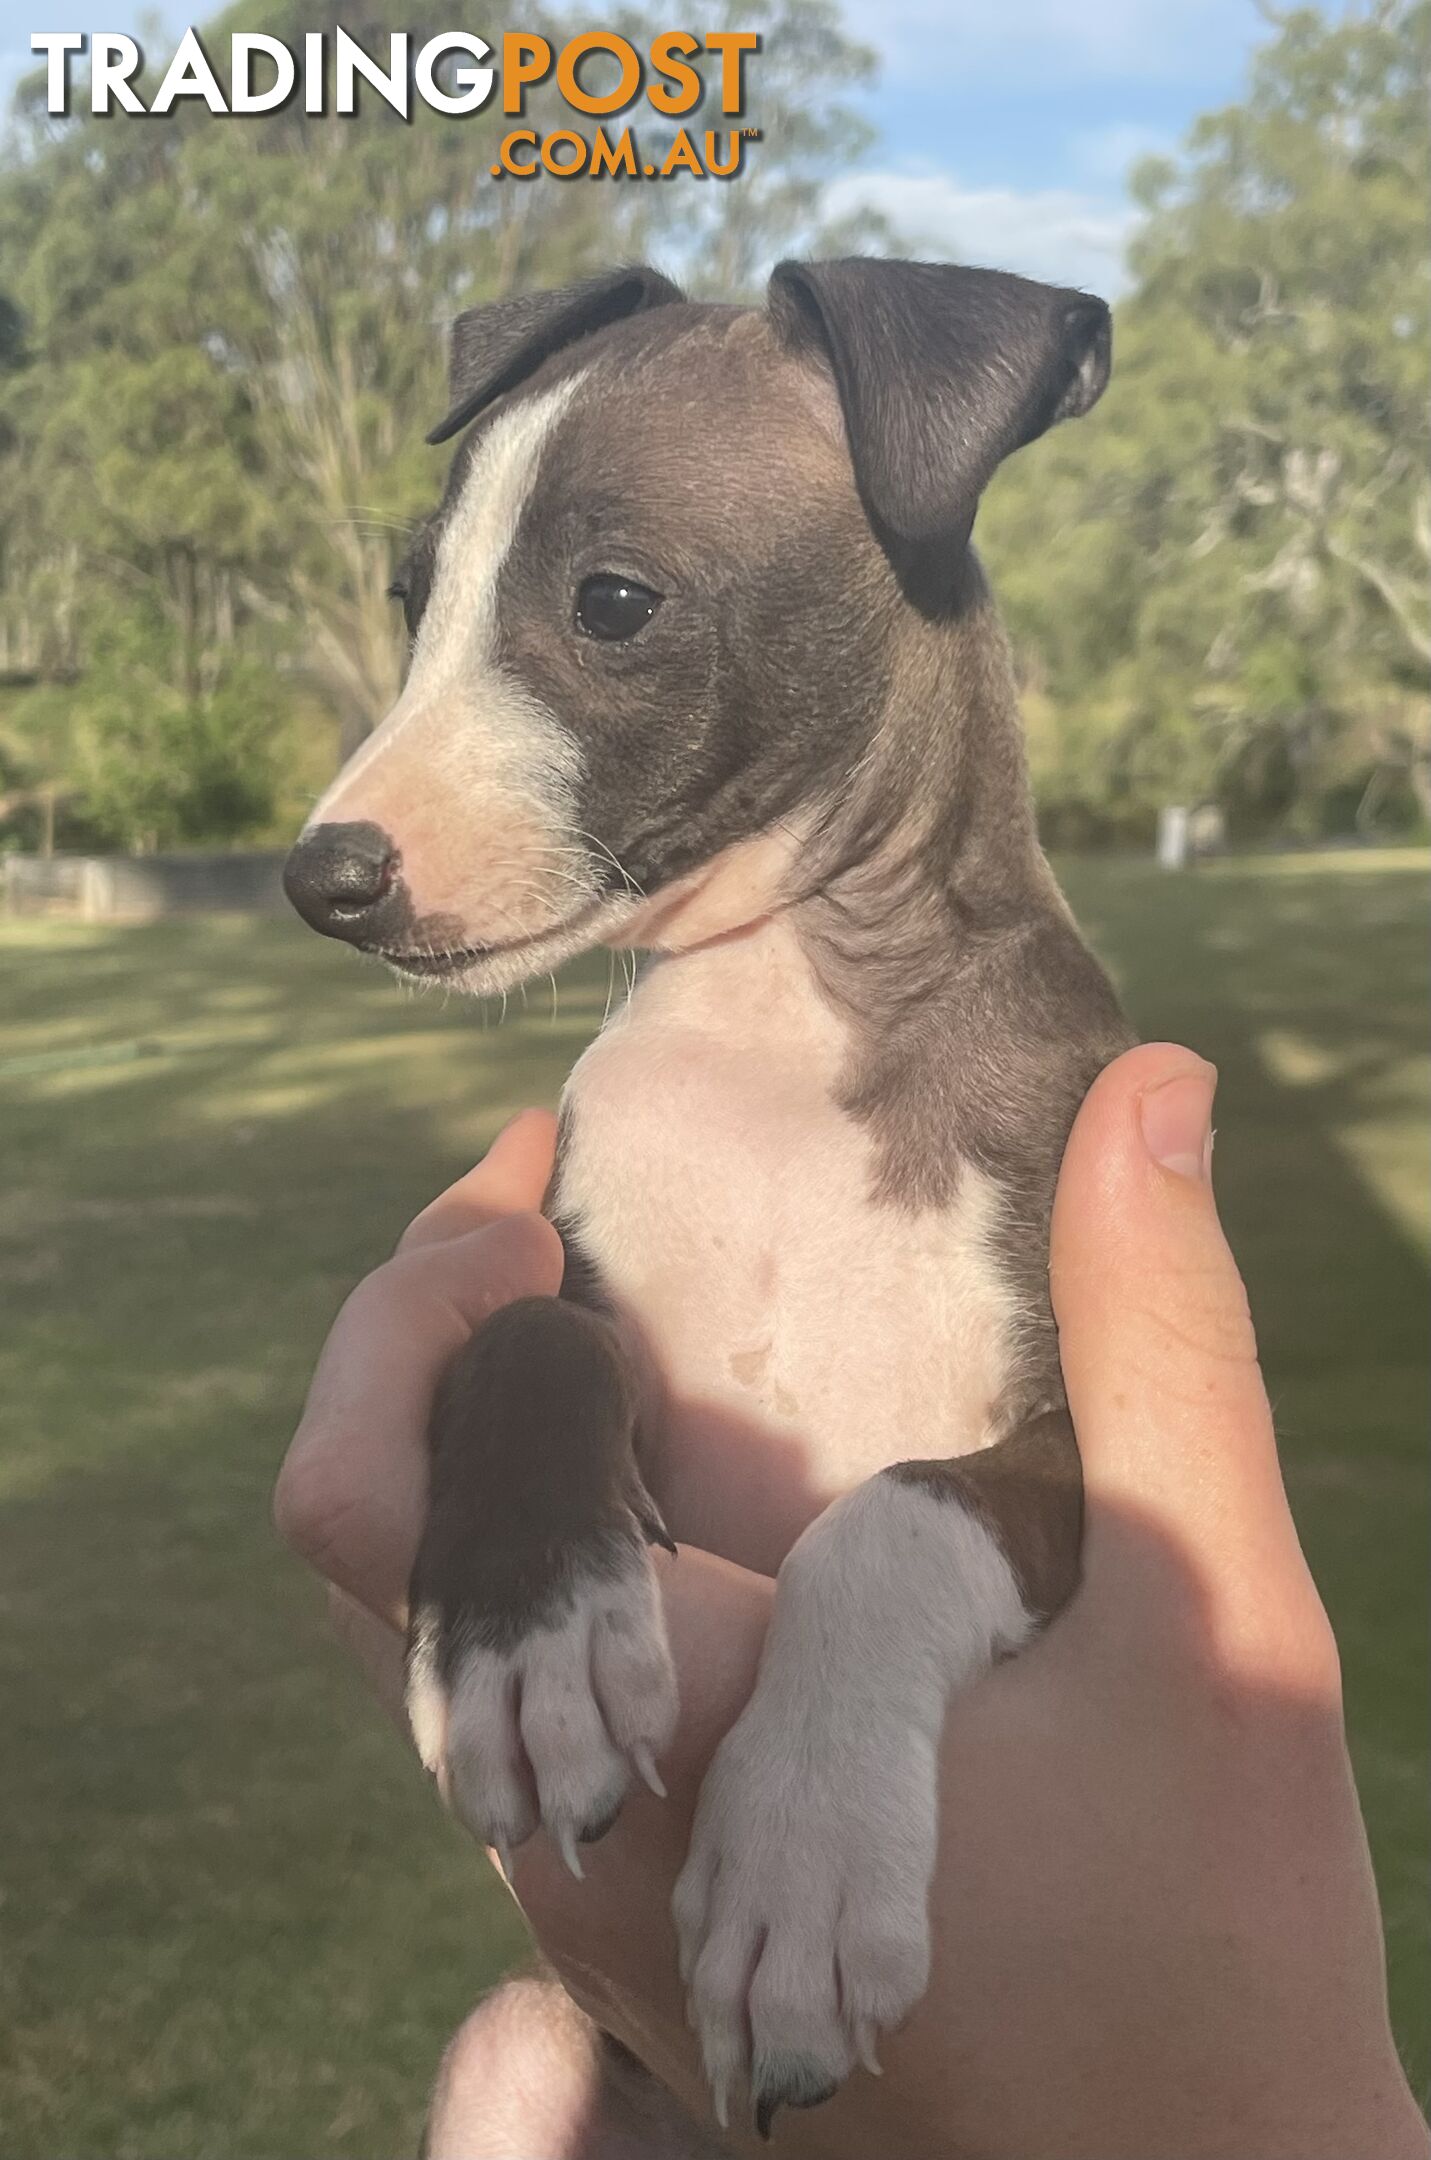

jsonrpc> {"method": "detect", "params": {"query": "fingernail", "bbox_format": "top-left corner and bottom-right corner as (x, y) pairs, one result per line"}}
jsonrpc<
(1140, 1063), (1217, 1181)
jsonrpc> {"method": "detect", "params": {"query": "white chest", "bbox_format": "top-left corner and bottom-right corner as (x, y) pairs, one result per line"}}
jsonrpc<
(552, 922), (1018, 1574)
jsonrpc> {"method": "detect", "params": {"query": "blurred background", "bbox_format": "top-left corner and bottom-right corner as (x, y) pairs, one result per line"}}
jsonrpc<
(0, 3), (1426, 2154)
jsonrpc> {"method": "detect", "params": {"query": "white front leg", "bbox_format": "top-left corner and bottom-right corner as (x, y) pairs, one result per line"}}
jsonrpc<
(672, 1470), (1033, 2134)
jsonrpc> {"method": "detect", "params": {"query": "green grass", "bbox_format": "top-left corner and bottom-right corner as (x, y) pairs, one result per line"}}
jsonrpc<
(0, 849), (1426, 2154)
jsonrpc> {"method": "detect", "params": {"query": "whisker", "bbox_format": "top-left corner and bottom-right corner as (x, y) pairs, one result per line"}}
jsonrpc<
(572, 827), (648, 907)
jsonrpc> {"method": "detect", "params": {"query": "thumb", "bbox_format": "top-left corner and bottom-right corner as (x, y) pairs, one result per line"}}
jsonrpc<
(397, 1107), (559, 1251)
(1050, 1043), (1310, 1647)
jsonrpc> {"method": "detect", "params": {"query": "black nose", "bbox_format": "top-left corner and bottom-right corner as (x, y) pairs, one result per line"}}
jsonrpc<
(283, 821), (400, 943)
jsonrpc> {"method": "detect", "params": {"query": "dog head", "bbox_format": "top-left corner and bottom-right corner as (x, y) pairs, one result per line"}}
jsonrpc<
(284, 259), (1110, 991)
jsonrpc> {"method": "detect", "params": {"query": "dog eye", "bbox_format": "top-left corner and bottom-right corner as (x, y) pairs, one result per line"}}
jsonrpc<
(575, 574), (662, 643)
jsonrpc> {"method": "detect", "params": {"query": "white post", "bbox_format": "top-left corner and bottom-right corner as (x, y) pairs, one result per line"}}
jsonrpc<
(1156, 804), (1190, 870)
(79, 858), (114, 921)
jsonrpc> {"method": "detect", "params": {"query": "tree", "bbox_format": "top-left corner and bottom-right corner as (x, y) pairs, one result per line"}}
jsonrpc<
(0, 0), (890, 839)
(980, 0), (1430, 841)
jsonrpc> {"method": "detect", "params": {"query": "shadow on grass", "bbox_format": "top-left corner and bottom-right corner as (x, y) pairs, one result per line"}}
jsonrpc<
(0, 1449), (530, 2160)
(0, 918), (600, 2155)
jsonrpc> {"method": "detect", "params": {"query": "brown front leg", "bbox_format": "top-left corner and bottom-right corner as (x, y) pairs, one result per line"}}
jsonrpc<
(406, 1294), (677, 1874)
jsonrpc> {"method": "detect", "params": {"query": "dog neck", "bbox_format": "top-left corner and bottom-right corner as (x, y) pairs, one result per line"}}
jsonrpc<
(796, 554), (1066, 1021)
(616, 551), (1063, 1034)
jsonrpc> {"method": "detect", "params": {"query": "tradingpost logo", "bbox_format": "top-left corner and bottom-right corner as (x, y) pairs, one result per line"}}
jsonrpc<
(29, 28), (762, 180)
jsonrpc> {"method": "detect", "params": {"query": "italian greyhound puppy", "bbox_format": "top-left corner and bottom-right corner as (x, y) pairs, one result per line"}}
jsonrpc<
(284, 258), (1133, 2138)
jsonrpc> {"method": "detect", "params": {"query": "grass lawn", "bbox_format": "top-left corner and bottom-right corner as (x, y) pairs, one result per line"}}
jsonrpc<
(0, 848), (1426, 2155)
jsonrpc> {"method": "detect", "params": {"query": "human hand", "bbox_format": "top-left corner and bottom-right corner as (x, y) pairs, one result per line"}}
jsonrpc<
(276, 1051), (1428, 2160)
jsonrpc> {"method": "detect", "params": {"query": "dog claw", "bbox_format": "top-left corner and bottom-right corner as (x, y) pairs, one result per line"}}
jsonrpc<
(556, 1824), (585, 1881)
(711, 2075), (730, 2130)
(854, 2020), (882, 2076)
(491, 1835), (515, 1883)
(632, 1743), (667, 1798)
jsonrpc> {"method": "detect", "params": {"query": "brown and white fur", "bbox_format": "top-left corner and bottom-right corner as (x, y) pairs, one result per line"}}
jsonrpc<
(283, 259), (1133, 2138)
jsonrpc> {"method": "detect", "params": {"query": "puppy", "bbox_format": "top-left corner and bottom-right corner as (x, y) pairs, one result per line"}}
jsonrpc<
(284, 258), (1133, 2135)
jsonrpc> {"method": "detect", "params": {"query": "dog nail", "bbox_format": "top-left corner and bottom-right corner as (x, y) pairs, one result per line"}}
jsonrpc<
(632, 1743), (667, 1798)
(556, 1825), (585, 1881)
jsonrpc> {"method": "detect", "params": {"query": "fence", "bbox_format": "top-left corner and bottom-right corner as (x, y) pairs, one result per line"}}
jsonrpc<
(2, 852), (289, 920)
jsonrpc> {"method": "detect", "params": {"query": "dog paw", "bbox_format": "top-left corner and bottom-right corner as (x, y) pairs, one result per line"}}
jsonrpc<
(406, 1531), (677, 1871)
(673, 1694), (936, 2134)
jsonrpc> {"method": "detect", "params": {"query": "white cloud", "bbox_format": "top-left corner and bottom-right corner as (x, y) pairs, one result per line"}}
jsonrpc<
(1071, 120), (1173, 183)
(825, 168), (1139, 295)
(855, 0), (1263, 89)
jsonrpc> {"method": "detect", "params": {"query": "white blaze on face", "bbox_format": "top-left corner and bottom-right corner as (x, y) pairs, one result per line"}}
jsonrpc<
(310, 375), (598, 953)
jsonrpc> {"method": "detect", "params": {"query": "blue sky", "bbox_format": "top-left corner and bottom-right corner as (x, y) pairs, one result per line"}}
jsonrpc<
(3, 3), (1343, 294)
(835, 0), (1284, 289)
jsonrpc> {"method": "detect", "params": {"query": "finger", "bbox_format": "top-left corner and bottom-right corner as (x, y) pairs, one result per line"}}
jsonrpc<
(275, 1211), (564, 1620)
(328, 1585), (407, 1729)
(1050, 1042), (1316, 1642)
(424, 1980), (622, 2160)
(397, 1107), (559, 1251)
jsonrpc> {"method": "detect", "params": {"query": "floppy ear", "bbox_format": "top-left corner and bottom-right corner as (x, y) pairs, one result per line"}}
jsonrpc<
(768, 257), (1111, 558)
(427, 267), (684, 446)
